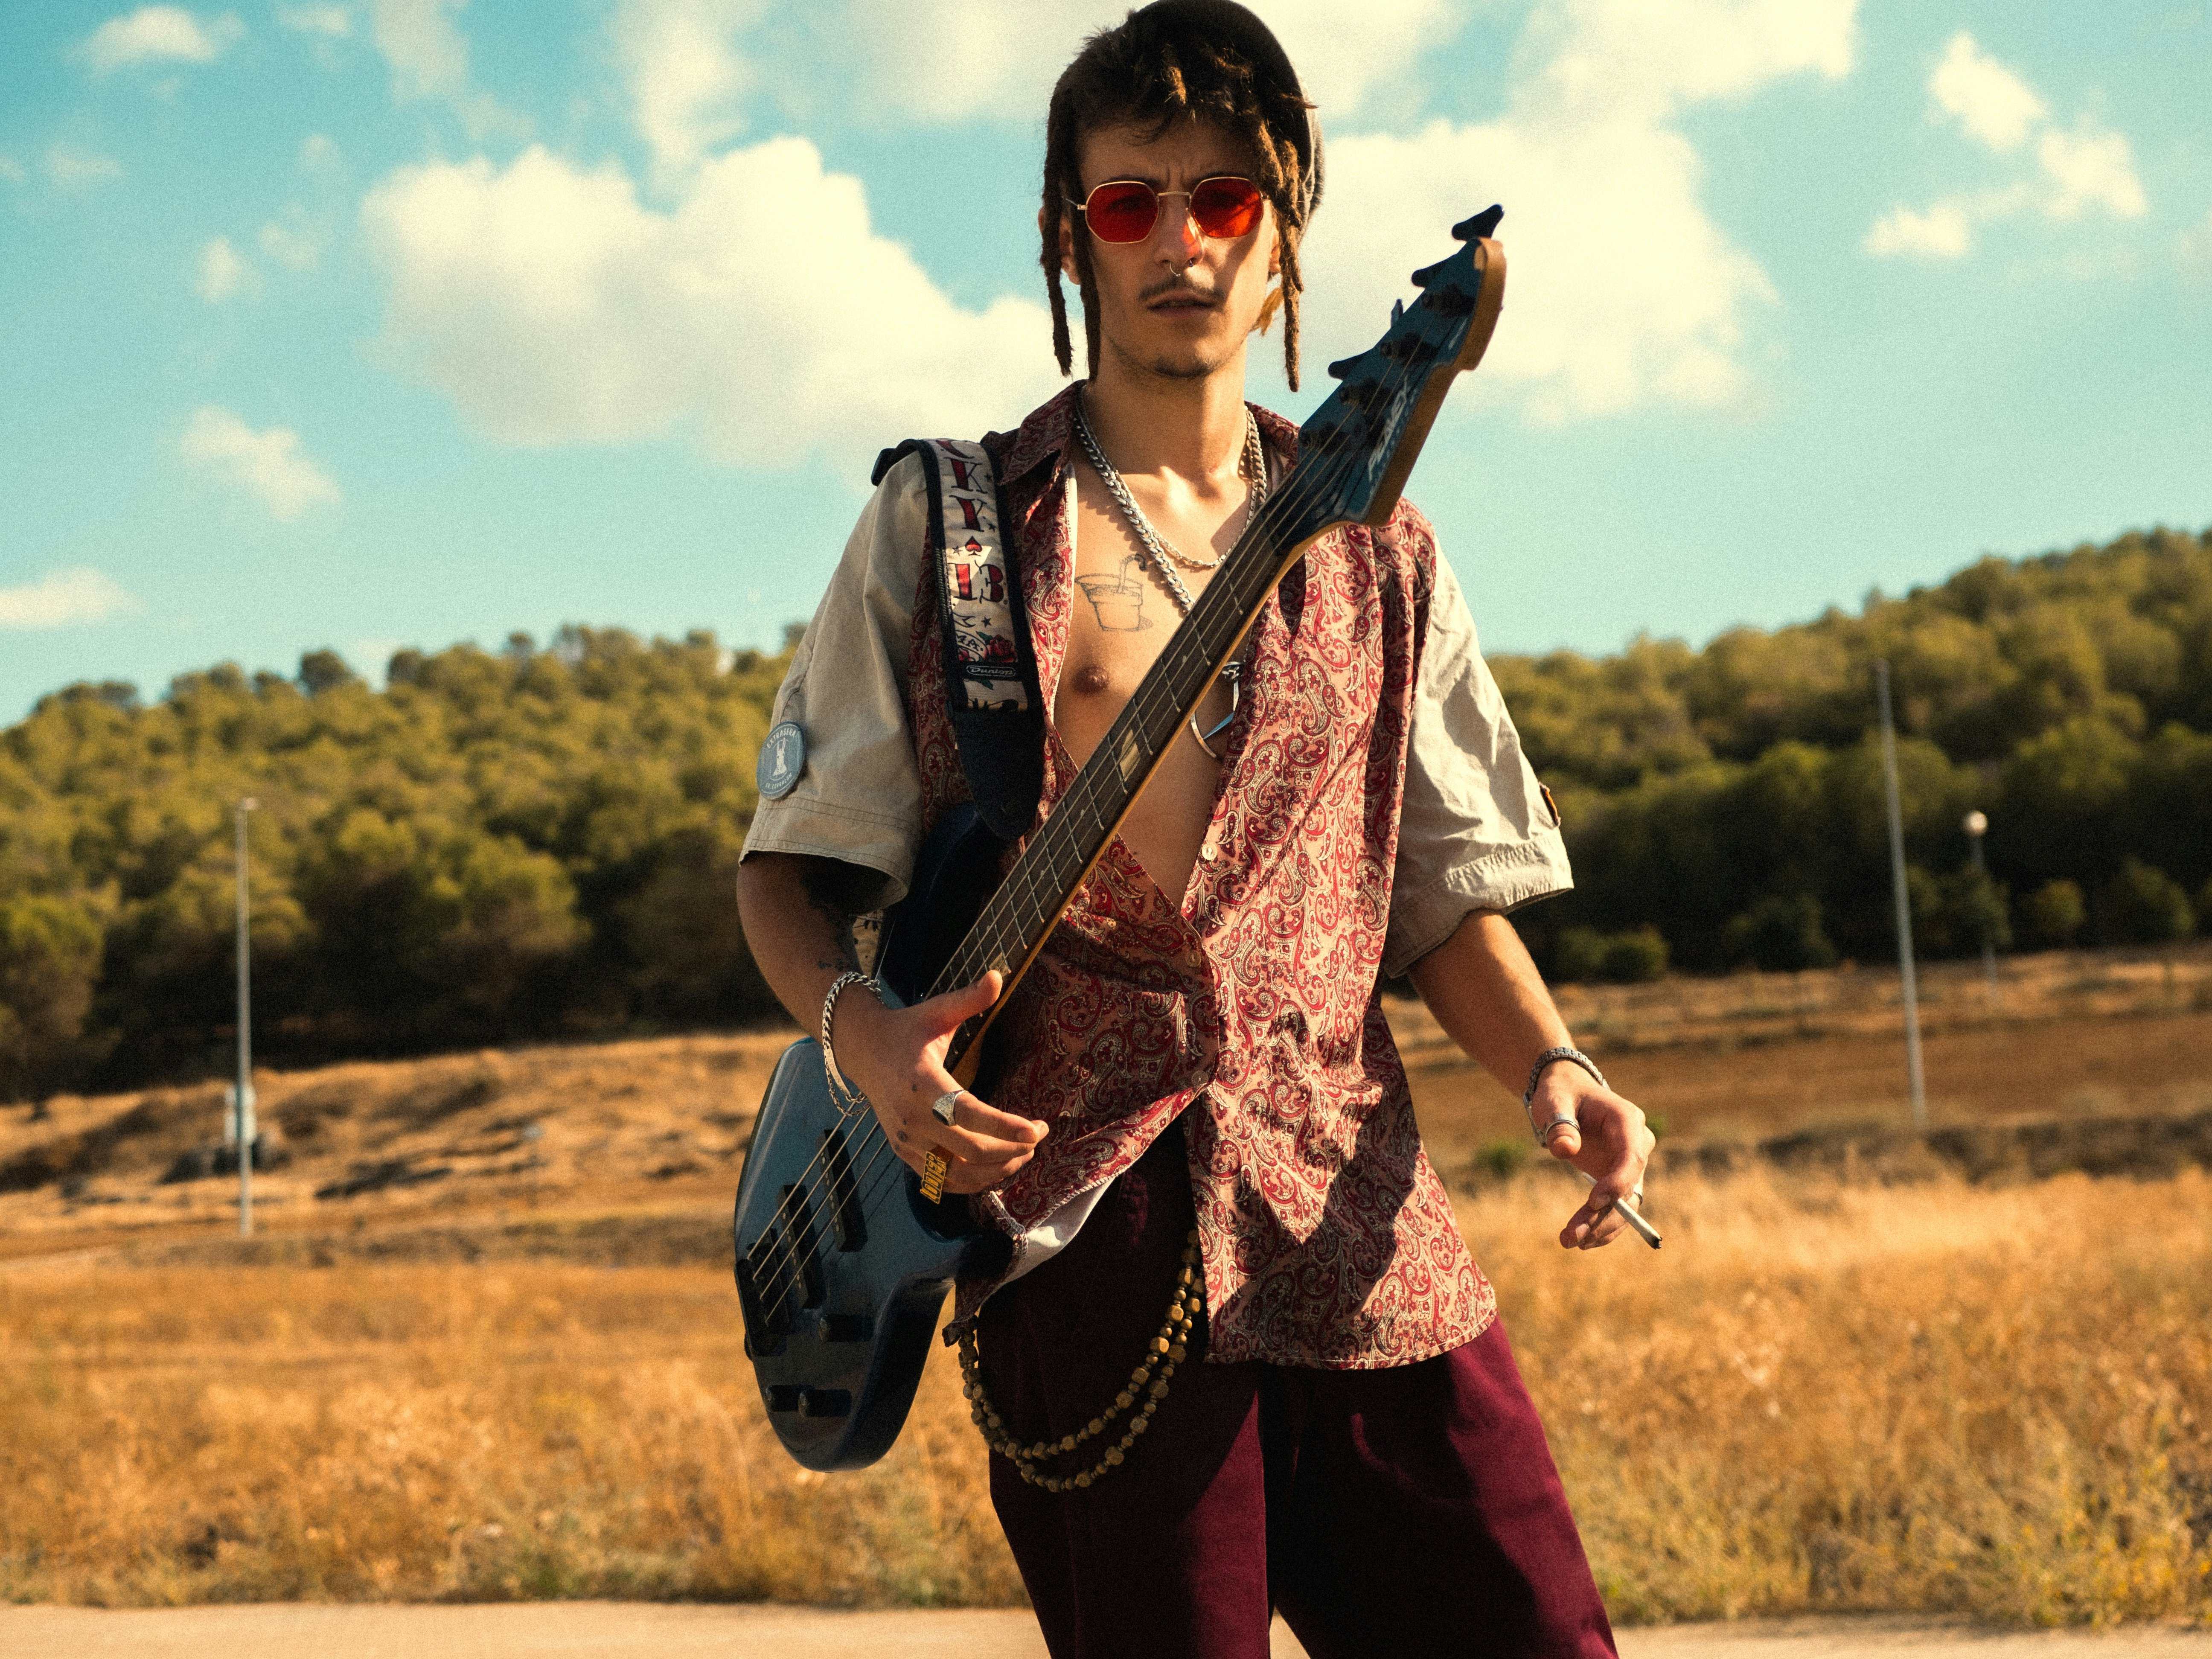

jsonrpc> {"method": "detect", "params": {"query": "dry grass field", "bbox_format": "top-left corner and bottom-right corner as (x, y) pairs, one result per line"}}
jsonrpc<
(2, 1170), (2208, 1623)
(3, 945), (2211, 1623)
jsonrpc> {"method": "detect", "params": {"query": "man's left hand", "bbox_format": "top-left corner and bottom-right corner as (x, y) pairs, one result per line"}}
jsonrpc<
(1532, 1067), (1654, 1249)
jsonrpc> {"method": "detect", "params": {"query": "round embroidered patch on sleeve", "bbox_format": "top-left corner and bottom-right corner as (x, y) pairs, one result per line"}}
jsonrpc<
(757, 721), (806, 800)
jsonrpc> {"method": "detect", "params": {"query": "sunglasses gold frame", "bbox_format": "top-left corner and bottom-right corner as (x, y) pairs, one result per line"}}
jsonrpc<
(1066, 176), (1266, 244)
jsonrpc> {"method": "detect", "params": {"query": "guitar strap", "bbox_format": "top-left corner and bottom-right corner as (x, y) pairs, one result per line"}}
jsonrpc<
(871, 439), (1045, 843)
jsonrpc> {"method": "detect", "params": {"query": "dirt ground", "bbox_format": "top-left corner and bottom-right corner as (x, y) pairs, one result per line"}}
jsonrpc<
(1, 943), (2207, 1268)
(4, 1604), (2209, 1659)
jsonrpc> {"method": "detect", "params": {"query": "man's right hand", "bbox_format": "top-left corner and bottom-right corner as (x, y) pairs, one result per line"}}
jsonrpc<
(832, 969), (1049, 1195)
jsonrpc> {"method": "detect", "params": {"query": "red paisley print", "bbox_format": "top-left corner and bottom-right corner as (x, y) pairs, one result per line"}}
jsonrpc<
(916, 388), (1493, 1370)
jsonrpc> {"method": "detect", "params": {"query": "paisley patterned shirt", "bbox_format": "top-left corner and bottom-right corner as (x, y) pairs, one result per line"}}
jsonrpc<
(745, 386), (1571, 1369)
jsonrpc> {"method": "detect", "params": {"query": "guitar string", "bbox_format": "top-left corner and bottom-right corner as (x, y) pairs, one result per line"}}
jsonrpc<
(737, 428), (1364, 1325)
(743, 320), (1454, 1329)
(741, 355), (1428, 1333)
(740, 439), (1350, 1331)
(739, 419), (1380, 1333)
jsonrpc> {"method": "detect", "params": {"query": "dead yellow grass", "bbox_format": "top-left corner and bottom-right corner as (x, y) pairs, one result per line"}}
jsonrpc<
(1474, 1166), (2212, 1626)
(3, 1168), (2209, 1623)
(0, 1264), (1018, 1610)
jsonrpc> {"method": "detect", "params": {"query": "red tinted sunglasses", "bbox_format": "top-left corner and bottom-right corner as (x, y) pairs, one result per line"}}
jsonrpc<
(1068, 176), (1266, 244)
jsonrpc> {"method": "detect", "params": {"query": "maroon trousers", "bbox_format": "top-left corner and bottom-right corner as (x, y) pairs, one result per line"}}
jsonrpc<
(974, 1123), (1617, 1659)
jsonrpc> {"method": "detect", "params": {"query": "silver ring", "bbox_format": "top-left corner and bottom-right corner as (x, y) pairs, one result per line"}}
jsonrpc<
(1535, 1112), (1577, 1142)
(931, 1089), (962, 1127)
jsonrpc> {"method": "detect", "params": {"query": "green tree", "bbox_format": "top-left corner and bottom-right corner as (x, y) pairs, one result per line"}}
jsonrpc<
(2018, 879), (2087, 950)
(2102, 858), (2194, 946)
(0, 893), (107, 1097)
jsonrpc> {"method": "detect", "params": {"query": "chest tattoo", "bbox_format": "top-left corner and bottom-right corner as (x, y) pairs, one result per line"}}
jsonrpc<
(1074, 556), (1154, 632)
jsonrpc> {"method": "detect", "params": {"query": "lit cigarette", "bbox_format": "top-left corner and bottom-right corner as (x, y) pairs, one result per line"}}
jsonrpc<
(1579, 1170), (1662, 1250)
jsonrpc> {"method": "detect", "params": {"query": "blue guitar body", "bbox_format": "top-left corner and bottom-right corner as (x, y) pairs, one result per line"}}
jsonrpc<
(732, 806), (1012, 1471)
(733, 210), (1508, 1472)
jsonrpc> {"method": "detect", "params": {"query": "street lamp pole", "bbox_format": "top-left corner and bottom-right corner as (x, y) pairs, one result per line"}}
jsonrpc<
(234, 797), (258, 1238)
(1875, 662), (1926, 1132)
(1963, 809), (1999, 1006)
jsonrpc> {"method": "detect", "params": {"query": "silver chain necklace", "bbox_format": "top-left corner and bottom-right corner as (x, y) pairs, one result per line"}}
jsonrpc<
(1071, 387), (1266, 758)
(1071, 388), (1267, 605)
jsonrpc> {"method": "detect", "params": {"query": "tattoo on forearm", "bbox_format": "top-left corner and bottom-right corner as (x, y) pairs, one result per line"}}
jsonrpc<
(800, 866), (863, 975)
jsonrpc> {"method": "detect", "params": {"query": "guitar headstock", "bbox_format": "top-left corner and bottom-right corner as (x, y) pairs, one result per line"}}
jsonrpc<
(1292, 204), (1507, 532)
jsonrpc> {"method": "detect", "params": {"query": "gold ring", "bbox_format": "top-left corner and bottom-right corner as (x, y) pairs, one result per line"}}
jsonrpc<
(920, 1150), (949, 1202)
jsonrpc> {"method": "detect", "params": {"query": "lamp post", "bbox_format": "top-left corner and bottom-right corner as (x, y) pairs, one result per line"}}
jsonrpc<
(1963, 809), (1999, 1006)
(234, 796), (258, 1237)
(1874, 662), (1926, 1132)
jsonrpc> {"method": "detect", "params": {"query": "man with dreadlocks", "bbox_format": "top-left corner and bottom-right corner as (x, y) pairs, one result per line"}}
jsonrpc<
(736, 3), (1649, 1653)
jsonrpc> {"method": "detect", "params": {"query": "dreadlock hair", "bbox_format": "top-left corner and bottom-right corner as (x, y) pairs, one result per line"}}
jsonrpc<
(1041, 8), (1316, 391)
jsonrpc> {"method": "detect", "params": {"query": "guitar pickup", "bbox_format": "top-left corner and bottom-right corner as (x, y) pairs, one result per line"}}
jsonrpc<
(765, 1384), (852, 1419)
(818, 1126), (867, 1252)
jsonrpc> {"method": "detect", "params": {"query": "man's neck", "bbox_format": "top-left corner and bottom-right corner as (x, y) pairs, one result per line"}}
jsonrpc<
(1079, 344), (1252, 493)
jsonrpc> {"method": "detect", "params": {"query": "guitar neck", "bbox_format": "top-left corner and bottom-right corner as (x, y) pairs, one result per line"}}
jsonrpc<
(931, 480), (1316, 1057)
(931, 229), (1505, 1077)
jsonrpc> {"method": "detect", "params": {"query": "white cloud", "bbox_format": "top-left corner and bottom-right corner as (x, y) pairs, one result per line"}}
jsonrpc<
(1928, 31), (2043, 154)
(1294, 0), (1857, 424)
(259, 215), (323, 269)
(367, 0), (520, 135)
(612, 0), (763, 180)
(196, 235), (259, 299)
(1868, 35), (2146, 262)
(300, 132), (343, 180)
(360, 140), (1061, 472)
(370, 0), (465, 99)
(279, 3), (353, 38)
(824, 0), (1459, 128)
(0, 568), (138, 630)
(181, 407), (342, 519)
(1863, 198), (1974, 260)
(44, 145), (124, 186)
(2179, 208), (2212, 287)
(361, 0), (1852, 442)
(2038, 122), (2147, 222)
(84, 6), (242, 73)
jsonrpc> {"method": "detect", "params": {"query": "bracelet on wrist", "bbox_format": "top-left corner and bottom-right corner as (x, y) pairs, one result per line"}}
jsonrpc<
(820, 970), (886, 1116)
(1523, 1045), (1607, 1141)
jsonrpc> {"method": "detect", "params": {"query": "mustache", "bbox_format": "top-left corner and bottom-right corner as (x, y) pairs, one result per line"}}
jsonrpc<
(1139, 274), (1221, 306)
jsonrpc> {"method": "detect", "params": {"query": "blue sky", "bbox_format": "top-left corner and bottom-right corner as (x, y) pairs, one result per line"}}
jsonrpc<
(3, 0), (2208, 721)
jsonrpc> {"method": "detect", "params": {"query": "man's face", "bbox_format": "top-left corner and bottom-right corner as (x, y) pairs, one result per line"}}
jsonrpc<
(1064, 114), (1281, 383)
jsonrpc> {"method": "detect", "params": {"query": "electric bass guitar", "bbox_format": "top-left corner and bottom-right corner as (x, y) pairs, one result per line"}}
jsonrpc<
(733, 207), (1509, 1470)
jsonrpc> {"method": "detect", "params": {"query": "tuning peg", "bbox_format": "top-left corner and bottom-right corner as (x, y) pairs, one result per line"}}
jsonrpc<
(1391, 298), (1403, 325)
(1451, 204), (1504, 242)
(1409, 259), (1450, 289)
(1325, 356), (1356, 379)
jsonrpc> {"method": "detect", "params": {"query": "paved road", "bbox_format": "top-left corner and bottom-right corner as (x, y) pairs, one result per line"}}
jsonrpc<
(5, 1604), (2209, 1658)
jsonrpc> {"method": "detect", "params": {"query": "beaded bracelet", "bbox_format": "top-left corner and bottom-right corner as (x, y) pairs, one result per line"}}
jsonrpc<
(820, 970), (885, 1116)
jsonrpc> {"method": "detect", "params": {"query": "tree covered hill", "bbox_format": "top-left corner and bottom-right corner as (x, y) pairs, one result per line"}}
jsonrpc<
(3, 524), (2209, 1101)
(1499, 524), (2212, 977)
(1, 629), (786, 1100)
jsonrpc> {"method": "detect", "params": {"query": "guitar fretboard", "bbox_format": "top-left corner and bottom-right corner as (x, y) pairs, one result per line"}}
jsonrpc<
(926, 229), (1496, 1066)
(928, 451), (1327, 1033)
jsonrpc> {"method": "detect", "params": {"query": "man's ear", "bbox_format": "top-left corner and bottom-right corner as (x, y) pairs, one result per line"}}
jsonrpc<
(1039, 205), (1080, 283)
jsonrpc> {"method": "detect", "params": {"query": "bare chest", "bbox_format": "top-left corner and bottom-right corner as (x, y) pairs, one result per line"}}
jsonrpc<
(1051, 465), (1247, 901)
(1054, 470), (1241, 753)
